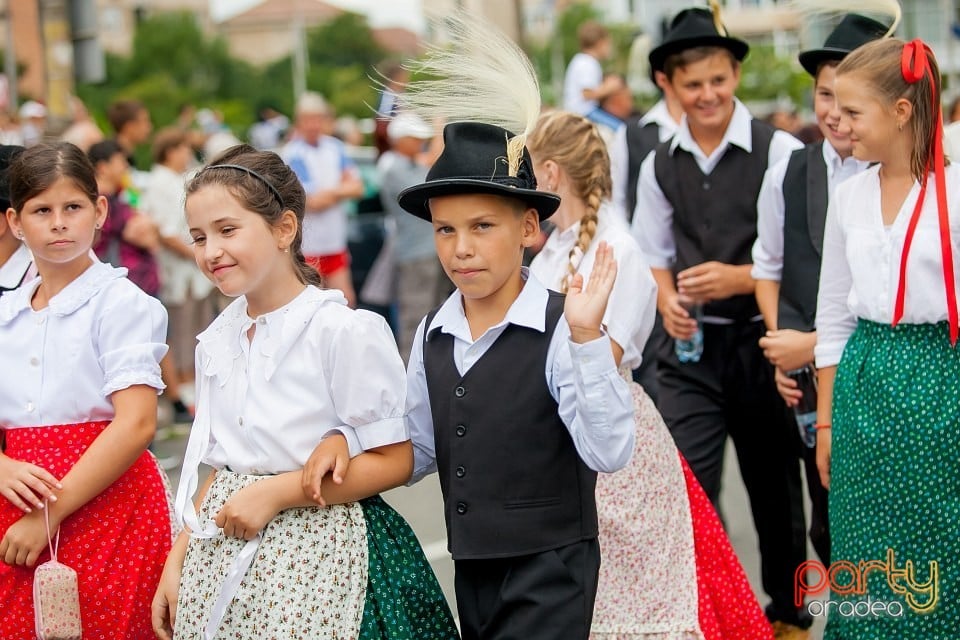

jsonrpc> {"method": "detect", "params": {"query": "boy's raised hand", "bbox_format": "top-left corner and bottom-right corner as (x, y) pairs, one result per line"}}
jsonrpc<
(564, 241), (617, 344)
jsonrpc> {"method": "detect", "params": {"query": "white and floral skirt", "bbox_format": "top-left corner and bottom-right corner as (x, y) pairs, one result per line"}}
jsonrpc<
(175, 469), (369, 639)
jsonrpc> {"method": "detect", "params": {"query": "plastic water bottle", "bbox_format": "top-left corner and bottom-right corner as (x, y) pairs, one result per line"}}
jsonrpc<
(787, 365), (818, 448)
(675, 296), (703, 363)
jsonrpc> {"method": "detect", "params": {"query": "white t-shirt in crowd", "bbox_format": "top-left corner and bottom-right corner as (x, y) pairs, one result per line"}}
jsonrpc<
(563, 52), (603, 116)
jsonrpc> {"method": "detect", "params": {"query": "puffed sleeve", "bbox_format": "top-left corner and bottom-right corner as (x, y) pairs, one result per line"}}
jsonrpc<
(597, 238), (656, 371)
(327, 310), (409, 450)
(814, 190), (857, 368)
(95, 280), (168, 397)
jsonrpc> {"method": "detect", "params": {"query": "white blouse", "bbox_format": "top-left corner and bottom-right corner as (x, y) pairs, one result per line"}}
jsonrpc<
(815, 163), (960, 367)
(530, 203), (657, 370)
(0, 260), (167, 428)
(185, 285), (408, 477)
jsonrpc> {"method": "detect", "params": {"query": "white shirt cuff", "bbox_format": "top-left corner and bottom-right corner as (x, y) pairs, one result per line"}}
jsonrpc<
(814, 342), (844, 369)
(355, 416), (409, 451)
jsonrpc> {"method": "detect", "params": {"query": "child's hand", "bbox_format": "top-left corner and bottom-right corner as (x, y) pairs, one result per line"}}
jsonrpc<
(759, 329), (816, 372)
(0, 508), (55, 567)
(302, 434), (350, 506)
(564, 241), (617, 344)
(214, 480), (279, 540)
(659, 292), (699, 341)
(774, 367), (803, 408)
(151, 548), (184, 640)
(0, 453), (60, 513)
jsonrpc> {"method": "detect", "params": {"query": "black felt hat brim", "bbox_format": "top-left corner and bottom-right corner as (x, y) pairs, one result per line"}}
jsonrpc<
(649, 35), (749, 73)
(798, 48), (852, 76)
(398, 178), (561, 221)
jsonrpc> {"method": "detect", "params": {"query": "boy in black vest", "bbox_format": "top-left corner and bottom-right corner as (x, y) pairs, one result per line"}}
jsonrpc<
(629, 6), (811, 638)
(752, 14), (890, 567)
(398, 120), (635, 640)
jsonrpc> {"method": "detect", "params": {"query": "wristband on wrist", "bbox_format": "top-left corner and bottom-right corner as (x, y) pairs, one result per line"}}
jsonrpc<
(814, 423), (831, 430)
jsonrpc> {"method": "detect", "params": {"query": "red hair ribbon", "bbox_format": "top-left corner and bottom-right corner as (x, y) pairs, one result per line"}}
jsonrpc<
(893, 39), (958, 345)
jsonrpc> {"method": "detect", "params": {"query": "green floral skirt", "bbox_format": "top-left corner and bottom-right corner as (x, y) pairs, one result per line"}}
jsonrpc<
(359, 495), (459, 639)
(825, 320), (960, 639)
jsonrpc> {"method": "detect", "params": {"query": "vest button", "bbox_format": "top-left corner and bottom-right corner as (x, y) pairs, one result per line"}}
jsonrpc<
(456, 501), (468, 515)
(454, 386), (466, 397)
(702, 180), (711, 190)
(455, 425), (466, 437)
(456, 465), (465, 478)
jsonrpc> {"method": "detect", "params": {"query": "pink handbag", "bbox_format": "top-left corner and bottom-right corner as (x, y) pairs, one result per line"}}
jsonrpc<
(33, 503), (82, 640)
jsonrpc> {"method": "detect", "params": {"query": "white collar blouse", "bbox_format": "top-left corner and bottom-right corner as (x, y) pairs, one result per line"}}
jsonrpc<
(815, 163), (960, 367)
(0, 259), (167, 428)
(184, 285), (408, 478)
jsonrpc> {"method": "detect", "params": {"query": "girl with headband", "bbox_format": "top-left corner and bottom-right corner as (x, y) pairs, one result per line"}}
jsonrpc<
(814, 32), (960, 636)
(151, 145), (457, 639)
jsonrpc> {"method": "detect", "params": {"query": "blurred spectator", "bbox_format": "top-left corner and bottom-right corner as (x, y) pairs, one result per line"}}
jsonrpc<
(766, 107), (802, 136)
(196, 108), (242, 162)
(374, 61), (410, 155)
(141, 127), (214, 422)
(88, 139), (160, 296)
(376, 112), (443, 360)
(587, 73), (633, 147)
(335, 115), (365, 147)
(947, 96), (960, 124)
(563, 21), (619, 116)
(107, 99), (153, 170)
(60, 96), (104, 152)
(249, 105), (289, 151)
(282, 92), (364, 307)
(0, 111), (23, 146)
(18, 101), (46, 147)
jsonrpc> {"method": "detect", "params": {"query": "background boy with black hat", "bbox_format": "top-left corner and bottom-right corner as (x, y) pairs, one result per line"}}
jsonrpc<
(396, 16), (635, 639)
(0, 145), (32, 298)
(629, 3), (810, 637)
(752, 11), (895, 570)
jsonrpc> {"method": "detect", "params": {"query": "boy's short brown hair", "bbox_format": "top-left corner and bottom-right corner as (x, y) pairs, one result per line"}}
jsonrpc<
(151, 127), (190, 165)
(106, 99), (147, 134)
(814, 59), (841, 87)
(663, 46), (738, 80)
(578, 21), (609, 50)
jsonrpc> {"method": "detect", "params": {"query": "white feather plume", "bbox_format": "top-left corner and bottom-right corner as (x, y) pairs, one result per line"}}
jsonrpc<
(397, 12), (541, 176)
(789, 0), (901, 36)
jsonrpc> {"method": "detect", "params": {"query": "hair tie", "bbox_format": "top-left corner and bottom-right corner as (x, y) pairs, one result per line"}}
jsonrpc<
(893, 38), (958, 345)
(205, 163), (285, 209)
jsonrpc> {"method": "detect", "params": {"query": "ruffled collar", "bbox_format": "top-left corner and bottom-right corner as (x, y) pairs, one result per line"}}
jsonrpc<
(0, 260), (127, 324)
(197, 286), (348, 384)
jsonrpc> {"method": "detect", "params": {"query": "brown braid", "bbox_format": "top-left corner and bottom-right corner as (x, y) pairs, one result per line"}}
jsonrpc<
(527, 110), (612, 292)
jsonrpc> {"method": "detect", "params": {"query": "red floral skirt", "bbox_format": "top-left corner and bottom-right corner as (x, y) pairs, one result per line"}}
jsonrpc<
(0, 421), (172, 639)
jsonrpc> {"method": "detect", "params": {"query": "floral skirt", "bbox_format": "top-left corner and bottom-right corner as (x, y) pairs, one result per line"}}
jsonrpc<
(0, 421), (173, 640)
(590, 380), (773, 640)
(825, 320), (960, 639)
(176, 471), (458, 639)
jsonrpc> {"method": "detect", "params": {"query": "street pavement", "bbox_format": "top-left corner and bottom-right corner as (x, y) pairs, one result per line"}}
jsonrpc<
(156, 426), (826, 638)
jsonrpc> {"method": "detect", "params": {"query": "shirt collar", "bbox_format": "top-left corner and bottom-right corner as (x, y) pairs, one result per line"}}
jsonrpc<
(639, 99), (680, 138)
(0, 258), (124, 324)
(670, 98), (752, 156)
(427, 267), (549, 342)
(198, 285), (348, 384)
(821, 140), (870, 179)
(0, 244), (33, 290)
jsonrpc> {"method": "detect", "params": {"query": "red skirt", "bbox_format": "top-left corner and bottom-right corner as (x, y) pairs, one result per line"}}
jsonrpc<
(0, 421), (172, 640)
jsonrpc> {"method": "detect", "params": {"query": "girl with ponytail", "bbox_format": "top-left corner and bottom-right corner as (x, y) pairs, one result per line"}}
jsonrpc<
(811, 5), (960, 635)
(528, 110), (774, 639)
(151, 145), (457, 639)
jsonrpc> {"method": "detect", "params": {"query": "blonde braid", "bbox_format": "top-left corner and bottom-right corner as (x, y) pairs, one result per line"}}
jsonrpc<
(527, 110), (612, 293)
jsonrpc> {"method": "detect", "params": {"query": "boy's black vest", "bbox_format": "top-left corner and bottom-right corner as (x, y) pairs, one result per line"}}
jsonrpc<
(654, 119), (774, 322)
(423, 291), (598, 560)
(779, 142), (828, 332)
(624, 118), (662, 221)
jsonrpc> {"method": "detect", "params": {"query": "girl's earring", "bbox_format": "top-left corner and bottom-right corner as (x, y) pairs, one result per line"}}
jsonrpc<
(898, 121), (904, 132)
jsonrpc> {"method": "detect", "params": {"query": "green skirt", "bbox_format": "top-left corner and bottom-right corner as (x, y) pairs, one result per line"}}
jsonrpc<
(825, 320), (960, 639)
(358, 496), (460, 639)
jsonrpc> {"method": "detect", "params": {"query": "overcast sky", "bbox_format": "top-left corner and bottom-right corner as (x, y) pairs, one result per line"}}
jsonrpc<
(209, 0), (426, 32)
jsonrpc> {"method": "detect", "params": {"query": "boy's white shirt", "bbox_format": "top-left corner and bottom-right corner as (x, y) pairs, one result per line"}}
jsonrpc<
(751, 139), (870, 282)
(630, 98), (803, 268)
(404, 268), (636, 483)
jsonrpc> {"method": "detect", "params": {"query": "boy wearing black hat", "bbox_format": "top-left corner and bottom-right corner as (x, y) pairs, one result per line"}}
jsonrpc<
(753, 14), (891, 570)
(630, 5), (811, 638)
(399, 120), (635, 640)
(0, 145), (32, 298)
